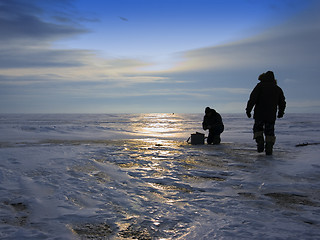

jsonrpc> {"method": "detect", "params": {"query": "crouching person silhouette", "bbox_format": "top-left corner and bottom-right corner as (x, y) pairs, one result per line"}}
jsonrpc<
(246, 71), (286, 155)
(202, 107), (224, 144)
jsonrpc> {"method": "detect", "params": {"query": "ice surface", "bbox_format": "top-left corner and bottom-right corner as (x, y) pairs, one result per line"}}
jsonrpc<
(0, 113), (320, 239)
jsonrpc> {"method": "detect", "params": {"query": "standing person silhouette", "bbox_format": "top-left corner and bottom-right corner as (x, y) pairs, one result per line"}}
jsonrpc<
(246, 71), (286, 155)
(202, 107), (224, 144)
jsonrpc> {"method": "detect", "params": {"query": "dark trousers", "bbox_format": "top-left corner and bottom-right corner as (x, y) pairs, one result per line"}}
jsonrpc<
(253, 120), (275, 136)
(207, 132), (221, 144)
(207, 125), (224, 144)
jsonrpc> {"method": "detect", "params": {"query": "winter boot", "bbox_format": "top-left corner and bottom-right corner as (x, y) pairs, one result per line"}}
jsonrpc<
(265, 136), (276, 155)
(254, 131), (264, 153)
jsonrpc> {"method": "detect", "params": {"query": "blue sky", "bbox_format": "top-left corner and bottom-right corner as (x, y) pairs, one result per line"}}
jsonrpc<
(0, 0), (319, 113)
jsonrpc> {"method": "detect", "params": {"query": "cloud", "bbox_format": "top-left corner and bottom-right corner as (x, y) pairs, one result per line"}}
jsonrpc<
(287, 100), (320, 113)
(289, 100), (320, 108)
(70, 86), (250, 100)
(0, 0), (159, 83)
(172, 5), (320, 73)
(0, 0), (94, 71)
(0, 0), (88, 45)
(102, 58), (150, 70)
(0, 48), (94, 69)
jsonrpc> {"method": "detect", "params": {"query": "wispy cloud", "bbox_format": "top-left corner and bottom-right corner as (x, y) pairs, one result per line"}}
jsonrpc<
(0, 0), (163, 87)
(172, 4), (320, 73)
(0, 0), (88, 45)
(288, 100), (320, 113)
(0, 48), (94, 69)
(0, 0), (92, 72)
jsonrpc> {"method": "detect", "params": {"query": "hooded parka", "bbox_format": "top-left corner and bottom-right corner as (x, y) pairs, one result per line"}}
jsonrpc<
(246, 71), (286, 122)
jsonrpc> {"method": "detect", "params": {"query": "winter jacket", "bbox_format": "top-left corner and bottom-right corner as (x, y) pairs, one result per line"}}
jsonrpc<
(246, 77), (286, 122)
(202, 109), (224, 134)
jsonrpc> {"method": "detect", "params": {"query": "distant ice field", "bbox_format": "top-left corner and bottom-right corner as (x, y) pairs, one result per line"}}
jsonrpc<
(0, 113), (319, 239)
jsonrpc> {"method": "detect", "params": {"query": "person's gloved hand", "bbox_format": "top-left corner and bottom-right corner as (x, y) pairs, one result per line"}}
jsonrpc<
(246, 111), (251, 118)
(277, 112), (284, 118)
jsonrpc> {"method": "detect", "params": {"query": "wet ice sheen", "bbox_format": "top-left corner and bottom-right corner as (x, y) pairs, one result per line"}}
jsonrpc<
(0, 113), (320, 239)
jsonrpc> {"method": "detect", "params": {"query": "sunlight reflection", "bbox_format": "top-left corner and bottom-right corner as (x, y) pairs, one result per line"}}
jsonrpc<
(131, 113), (185, 138)
(119, 138), (184, 182)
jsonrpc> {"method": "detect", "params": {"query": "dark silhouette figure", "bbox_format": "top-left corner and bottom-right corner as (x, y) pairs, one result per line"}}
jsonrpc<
(202, 107), (224, 144)
(246, 71), (286, 155)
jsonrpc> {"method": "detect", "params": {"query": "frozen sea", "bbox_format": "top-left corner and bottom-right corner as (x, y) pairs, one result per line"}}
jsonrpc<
(0, 113), (320, 240)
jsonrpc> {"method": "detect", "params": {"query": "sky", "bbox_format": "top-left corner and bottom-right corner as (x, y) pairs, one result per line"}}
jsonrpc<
(0, 0), (320, 114)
